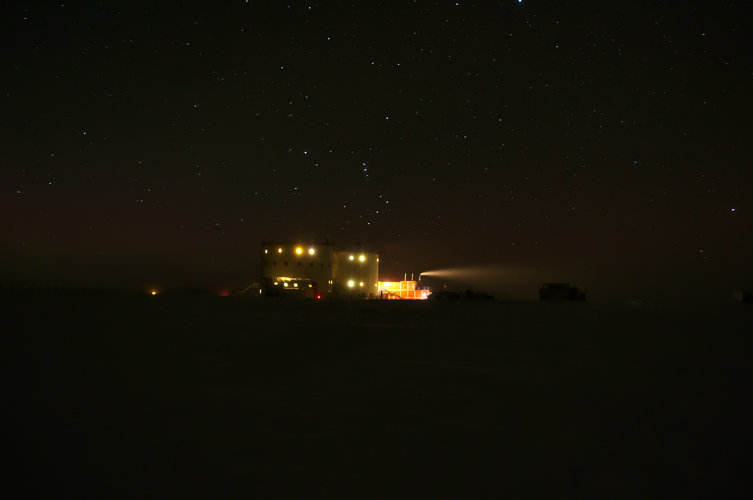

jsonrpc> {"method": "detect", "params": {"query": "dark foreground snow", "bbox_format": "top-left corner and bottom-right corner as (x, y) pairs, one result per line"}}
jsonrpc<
(5, 293), (751, 497)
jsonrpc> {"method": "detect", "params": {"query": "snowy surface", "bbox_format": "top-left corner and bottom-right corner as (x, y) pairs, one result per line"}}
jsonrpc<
(6, 293), (751, 496)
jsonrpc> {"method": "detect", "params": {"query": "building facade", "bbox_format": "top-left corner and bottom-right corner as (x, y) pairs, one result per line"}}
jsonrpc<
(260, 242), (334, 297)
(332, 250), (379, 298)
(259, 241), (430, 300)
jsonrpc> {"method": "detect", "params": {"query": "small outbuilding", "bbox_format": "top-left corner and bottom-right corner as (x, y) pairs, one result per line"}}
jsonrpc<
(539, 283), (586, 301)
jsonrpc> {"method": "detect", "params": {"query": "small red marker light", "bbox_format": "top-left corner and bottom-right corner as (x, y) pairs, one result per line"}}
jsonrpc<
(316, 294), (321, 299)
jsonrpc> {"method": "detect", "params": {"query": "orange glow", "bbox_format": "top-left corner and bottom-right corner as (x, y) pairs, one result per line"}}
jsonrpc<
(377, 281), (430, 300)
(151, 290), (157, 295)
(295, 247), (303, 255)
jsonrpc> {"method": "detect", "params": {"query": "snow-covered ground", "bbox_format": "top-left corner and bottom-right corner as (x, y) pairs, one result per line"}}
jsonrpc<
(6, 293), (750, 496)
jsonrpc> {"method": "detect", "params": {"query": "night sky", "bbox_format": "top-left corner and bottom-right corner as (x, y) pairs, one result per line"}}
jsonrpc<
(2, 1), (751, 301)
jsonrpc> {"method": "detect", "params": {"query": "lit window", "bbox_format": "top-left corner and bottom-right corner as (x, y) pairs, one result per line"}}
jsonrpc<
(308, 247), (315, 255)
(273, 282), (279, 285)
(295, 247), (303, 255)
(293, 283), (298, 288)
(308, 284), (312, 288)
(359, 255), (366, 262)
(277, 248), (283, 254)
(359, 281), (364, 287)
(264, 249), (268, 254)
(347, 280), (355, 288)
(348, 255), (354, 261)
(283, 282), (288, 287)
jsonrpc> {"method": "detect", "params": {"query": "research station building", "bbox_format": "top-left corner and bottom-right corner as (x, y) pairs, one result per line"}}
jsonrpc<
(260, 242), (379, 298)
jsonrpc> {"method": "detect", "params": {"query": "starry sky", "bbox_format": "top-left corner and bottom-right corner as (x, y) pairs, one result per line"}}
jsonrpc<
(2, 1), (751, 301)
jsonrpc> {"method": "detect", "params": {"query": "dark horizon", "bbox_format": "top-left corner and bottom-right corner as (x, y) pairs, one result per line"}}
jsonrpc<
(2, 255), (749, 304)
(3, 1), (751, 302)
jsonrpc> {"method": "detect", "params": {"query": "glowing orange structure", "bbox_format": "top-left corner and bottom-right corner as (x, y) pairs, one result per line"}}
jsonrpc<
(378, 280), (431, 300)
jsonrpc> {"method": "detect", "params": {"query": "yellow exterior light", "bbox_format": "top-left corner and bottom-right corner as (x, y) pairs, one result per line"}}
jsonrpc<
(283, 282), (289, 287)
(308, 284), (313, 288)
(295, 247), (303, 255)
(347, 280), (355, 288)
(151, 290), (157, 296)
(308, 247), (315, 255)
(349, 255), (354, 261)
(359, 254), (366, 262)
(359, 281), (364, 287)
(264, 249), (268, 254)
(293, 283), (298, 288)
(277, 248), (283, 254)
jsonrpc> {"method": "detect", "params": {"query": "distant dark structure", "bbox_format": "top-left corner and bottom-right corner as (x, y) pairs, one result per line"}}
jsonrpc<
(732, 290), (752, 302)
(428, 291), (461, 300)
(539, 283), (586, 301)
(464, 288), (494, 300)
(426, 289), (493, 301)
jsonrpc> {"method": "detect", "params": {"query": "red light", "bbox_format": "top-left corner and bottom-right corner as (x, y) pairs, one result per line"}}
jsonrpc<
(316, 294), (321, 299)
